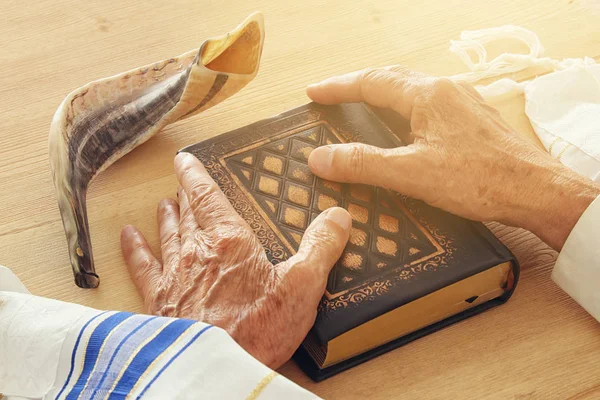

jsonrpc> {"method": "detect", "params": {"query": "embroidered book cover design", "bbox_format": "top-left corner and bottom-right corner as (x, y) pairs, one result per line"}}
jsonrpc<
(185, 105), (457, 312)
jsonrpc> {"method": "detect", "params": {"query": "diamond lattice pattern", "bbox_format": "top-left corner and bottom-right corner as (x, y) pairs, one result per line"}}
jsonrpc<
(226, 124), (437, 294)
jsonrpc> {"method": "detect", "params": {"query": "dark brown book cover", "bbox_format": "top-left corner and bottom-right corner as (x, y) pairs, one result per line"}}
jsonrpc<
(180, 102), (519, 381)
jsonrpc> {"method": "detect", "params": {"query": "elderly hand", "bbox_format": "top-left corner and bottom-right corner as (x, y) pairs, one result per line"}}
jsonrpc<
(120, 153), (351, 369)
(307, 67), (600, 250)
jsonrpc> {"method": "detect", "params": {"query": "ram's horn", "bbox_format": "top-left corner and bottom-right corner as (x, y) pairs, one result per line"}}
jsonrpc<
(49, 12), (265, 288)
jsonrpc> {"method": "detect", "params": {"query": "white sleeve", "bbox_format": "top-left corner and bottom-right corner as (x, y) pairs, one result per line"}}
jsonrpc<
(0, 267), (318, 400)
(552, 196), (600, 322)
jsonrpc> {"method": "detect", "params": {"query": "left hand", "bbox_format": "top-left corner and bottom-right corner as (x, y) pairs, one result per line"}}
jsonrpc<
(306, 66), (600, 250)
(120, 153), (351, 368)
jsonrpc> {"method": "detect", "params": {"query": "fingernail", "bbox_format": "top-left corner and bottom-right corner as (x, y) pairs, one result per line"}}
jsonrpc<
(326, 207), (352, 232)
(121, 224), (136, 239)
(159, 198), (175, 210)
(308, 146), (334, 175)
(174, 152), (192, 165)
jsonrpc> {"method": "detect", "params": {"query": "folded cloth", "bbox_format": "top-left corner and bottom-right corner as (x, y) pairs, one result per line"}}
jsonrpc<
(449, 25), (600, 183)
(524, 65), (600, 182)
(0, 268), (318, 400)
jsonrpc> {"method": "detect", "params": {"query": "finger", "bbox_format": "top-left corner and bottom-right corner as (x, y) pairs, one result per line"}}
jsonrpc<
(178, 186), (200, 241)
(174, 152), (246, 231)
(286, 207), (352, 277)
(157, 198), (181, 269)
(306, 66), (432, 119)
(308, 142), (422, 190)
(121, 225), (162, 306)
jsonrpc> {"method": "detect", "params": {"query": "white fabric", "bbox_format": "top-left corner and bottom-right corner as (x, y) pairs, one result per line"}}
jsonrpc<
(525, 66), (600, 182)
(0, 291), (93, 399)
(0, 267), (317, 399)
(450, 25), (596, 86)
(0, 265), (30, 294)
(449, 25), (600, 183)
(259, 375), (321, 400)
(552, 196), (600, 322)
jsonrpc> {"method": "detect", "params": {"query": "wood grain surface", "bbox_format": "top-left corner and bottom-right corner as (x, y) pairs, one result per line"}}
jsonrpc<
(1, 0), (599, 398)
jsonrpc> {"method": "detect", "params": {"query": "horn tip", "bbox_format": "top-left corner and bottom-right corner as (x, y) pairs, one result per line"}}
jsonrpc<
(74, 271), (100, 289)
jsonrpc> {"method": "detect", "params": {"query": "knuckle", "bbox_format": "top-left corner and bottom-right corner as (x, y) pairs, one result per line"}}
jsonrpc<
(386, 64), (409, 74)
(212, 226), (247, 252)
(154, 303), (175, 317)
(303, 227), (340, 252)
(346, 144), (366, 178)
(146, 283), (164, 310)
(136, 257), (157, 280)
(358, 67), (386, 96)
(180, 246), (196, 267)
(188, 181), (221, 210)
(161, 231), (179, 249)
(314, 231), (339, 249)
(429, 77), (458, 99)
(360, 67), (383, 82)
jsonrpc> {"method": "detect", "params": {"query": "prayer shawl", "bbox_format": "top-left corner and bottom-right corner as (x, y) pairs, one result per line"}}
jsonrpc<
(0, 268), (317, 399)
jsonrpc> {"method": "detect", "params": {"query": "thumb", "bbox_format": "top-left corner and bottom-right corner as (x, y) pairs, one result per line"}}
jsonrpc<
(308, 143), (419, 190)
(286, 207), (351, 279)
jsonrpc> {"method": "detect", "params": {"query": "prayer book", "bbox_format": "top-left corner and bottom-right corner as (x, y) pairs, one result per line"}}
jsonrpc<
(181, 103), (519, 381)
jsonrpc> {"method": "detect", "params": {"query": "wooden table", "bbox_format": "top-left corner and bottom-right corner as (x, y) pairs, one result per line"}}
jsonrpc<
(1, 0), (599, 398)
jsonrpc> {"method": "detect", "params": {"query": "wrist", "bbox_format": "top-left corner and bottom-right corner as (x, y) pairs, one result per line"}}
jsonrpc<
(507, 161), (600, 251)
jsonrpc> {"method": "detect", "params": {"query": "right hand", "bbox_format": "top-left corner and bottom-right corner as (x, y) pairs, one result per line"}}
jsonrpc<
(306, 66), (600, 251)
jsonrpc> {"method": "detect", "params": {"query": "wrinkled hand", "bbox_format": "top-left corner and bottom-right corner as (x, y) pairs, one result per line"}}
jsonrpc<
(307, 67), (600, 250)
(120, 153), (351, 368)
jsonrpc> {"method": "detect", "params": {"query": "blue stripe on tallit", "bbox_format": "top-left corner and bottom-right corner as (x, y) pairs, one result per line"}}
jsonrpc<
(65, 312), (134, 399)
(86, 315), (159, 400)
(136, 325), (214, 399)
(107, 318), (196, 399)
(88, 317), (169, 400)
(55, 311), (110, 400)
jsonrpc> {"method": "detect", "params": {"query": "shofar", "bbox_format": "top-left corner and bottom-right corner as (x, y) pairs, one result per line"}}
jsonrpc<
(49, 12), (265, 288)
